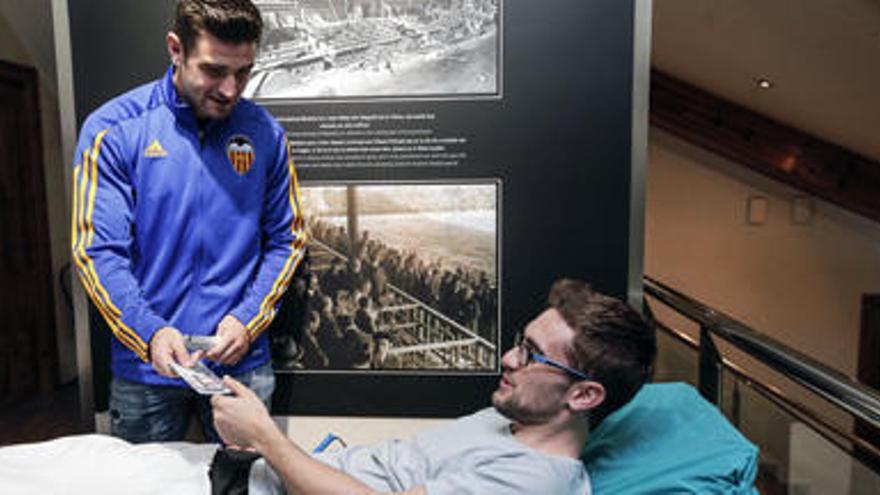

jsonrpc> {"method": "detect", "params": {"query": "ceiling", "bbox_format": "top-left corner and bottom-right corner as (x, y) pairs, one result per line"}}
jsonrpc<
(652, 0), (880, 162)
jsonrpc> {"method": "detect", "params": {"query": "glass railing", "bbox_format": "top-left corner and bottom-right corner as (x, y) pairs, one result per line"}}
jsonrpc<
(645, 276), (880, 494)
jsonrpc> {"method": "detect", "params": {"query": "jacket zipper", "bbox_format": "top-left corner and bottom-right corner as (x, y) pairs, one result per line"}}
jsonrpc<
(195, 126), (206, 315)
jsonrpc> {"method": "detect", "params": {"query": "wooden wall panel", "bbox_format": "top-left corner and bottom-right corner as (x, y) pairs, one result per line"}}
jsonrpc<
(651, 70), (880, 224)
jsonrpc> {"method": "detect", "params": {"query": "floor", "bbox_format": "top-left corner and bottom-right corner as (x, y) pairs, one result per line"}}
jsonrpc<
(0, 380), (87, 447)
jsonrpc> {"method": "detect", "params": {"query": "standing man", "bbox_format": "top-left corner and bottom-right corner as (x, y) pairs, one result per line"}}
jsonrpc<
(71, 0), (305, 443)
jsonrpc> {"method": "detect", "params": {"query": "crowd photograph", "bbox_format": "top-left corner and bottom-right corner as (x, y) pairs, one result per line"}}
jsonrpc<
(270, 182), (500, 373)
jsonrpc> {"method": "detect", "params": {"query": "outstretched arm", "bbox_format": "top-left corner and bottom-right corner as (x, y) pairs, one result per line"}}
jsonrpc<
(211, 377), (425, 495)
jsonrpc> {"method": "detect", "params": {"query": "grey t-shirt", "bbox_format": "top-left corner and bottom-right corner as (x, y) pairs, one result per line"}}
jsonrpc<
(250, 407), (590, 494)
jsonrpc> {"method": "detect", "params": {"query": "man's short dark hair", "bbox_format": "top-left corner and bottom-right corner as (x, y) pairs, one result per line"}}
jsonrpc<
(174, 0), (263, 54)
(549, 279), (656, 425)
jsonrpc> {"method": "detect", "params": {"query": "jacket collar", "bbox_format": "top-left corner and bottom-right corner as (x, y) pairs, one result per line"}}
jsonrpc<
(160, 64), (228, 135)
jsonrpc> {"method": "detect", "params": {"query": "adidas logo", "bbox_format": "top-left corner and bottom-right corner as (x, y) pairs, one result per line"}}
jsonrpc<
(144, 139), (168, 158)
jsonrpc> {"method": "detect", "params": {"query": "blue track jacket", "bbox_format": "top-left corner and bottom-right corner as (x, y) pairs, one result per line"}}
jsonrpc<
(71, 66), (305, 386)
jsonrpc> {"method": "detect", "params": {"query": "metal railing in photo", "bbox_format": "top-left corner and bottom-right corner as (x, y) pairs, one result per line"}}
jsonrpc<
(309, 236), (497, 371)
(381, 282), (496, 371)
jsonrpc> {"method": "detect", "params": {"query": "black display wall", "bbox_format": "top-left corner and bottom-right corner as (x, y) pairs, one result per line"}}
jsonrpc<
(69, 0), (644, 417)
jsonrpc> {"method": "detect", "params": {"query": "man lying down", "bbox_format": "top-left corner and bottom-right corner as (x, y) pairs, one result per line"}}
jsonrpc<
(0, 279), (655, 495)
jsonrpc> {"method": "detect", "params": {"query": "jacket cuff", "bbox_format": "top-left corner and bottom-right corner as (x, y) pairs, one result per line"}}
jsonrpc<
(137, 314), (171, 363)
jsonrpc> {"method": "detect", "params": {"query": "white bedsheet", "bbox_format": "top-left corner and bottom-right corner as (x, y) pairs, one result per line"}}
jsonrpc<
(0, 434), (218, 495)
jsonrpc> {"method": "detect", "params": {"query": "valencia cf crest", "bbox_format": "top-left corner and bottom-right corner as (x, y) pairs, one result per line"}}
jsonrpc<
(226, 135), (255, 175)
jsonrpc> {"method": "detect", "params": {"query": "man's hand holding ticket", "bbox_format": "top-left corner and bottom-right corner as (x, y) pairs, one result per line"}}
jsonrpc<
(170, 361), (231, 395)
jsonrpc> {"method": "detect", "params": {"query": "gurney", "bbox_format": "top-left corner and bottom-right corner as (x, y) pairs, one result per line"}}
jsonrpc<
(0, 382), (759, 494)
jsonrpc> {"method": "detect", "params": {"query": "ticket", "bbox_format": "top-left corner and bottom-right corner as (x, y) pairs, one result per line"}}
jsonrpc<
(184, 335), (220, 352)
(170, 361), (231, 395)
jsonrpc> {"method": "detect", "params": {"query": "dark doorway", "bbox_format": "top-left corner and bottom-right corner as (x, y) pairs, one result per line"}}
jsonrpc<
(856, 294), (880, 469)
(0, 60), (58, 403)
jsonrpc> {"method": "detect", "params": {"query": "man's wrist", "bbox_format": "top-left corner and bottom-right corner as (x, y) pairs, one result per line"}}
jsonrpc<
(254, 419), (289, 456)
(228, 308), (250, 329)
(222, 313), (250, 344)
(148, 326), (177, 356)
(142, 315), (172, 344)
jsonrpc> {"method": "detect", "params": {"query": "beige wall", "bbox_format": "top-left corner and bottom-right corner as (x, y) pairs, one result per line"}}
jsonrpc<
(1, 0), (77, 383)
(646, 128), (880, 377)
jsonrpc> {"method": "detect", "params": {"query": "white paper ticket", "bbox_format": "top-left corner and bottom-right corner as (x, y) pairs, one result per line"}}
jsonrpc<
(170, 361), (231, 395)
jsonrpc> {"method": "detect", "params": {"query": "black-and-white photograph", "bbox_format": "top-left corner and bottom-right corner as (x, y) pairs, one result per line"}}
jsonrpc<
(271, 181), (499, 374)
(247, 0), (500, 100)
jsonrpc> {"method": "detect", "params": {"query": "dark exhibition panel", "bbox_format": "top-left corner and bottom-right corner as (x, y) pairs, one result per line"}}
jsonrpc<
(69, 0), (641, 416)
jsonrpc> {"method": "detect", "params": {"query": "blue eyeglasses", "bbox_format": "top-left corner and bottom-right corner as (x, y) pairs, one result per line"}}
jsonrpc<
(513, 332), (591, 381)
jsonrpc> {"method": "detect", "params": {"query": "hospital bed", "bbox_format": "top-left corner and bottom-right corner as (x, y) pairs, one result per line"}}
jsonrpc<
(0, 382), (758, 494)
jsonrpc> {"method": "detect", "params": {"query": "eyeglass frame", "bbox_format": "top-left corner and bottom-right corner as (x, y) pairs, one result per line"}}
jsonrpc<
(511, 331), (593, 382)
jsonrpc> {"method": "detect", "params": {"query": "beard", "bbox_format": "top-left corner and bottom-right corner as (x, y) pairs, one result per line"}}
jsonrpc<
(175, 71), (238, 120)
(492, 388), (559, 426)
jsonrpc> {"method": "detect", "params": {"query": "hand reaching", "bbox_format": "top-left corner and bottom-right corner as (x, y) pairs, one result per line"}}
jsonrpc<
(206, 314), (250, 365)
(211, 376), (277, 450)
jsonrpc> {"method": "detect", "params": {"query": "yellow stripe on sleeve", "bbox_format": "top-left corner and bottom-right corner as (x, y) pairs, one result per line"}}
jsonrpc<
(71, 164), (82, 251)
(71, 166), (148, 361)
(245, 138), (307, 339)
(246, 238), (306, 339)
(72, 130), (150, 361)
(73, 147), (92, 257)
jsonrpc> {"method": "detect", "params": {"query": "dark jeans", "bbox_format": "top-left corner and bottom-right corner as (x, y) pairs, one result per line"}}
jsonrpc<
(109, 362), (275, 444)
